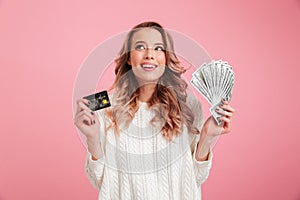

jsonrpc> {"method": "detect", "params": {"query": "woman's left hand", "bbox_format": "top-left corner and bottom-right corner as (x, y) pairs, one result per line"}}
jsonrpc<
(201, 99), (235, 140)
(195, 99), (235, 161)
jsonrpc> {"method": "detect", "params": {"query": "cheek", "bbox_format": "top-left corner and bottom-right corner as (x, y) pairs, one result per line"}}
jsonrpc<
(157, 54), (166, 65)
(129, 52), (142, 66)
(158, 66), (166, 76)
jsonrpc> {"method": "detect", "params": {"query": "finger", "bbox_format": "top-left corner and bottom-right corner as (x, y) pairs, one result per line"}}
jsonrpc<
(76, 99), (91, 113)
(220, 104), (235, 113)
(76, 98), (90, 107)
(215, 108), (233, 118)
(77, 101), (92, 114)
(75, 113), (93, 126)
(77, 110), (94, 125)
(222, 99), (229, 105)
(222, 127), (231, 134)
(218, 116), (231, 123)
(83, 109), (95, 121)
(217, 117), (231, 133)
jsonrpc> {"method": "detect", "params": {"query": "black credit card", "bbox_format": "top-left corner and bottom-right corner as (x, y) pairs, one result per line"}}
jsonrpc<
(83, 90), (111, 111)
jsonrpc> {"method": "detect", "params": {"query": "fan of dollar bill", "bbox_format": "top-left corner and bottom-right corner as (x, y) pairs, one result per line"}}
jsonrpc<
(190, 60), (235, 125)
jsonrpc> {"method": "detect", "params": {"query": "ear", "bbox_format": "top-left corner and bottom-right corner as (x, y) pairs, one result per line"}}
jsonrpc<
(127, 57), (131, 65)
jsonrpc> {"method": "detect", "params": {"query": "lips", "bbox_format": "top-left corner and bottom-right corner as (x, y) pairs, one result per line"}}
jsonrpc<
(141, 63), (157, 71)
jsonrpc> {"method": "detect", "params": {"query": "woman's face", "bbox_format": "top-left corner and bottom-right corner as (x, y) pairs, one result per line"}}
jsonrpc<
(127, 28), (166, 85)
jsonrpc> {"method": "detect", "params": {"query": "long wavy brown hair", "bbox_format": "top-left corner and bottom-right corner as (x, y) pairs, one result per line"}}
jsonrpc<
(105, 21), (200, 141)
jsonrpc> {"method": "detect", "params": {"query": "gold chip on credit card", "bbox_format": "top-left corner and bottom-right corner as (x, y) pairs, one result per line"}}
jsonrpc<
(83, 90), (111, 111)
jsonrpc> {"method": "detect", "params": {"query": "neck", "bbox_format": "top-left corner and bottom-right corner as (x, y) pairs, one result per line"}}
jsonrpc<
(138, 83), (156, 102)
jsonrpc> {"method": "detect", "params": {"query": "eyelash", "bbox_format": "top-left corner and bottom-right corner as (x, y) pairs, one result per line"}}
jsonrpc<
(155, 46), (164, 51)
(135, 45), (145, 50)
(135, 45), (164, 51)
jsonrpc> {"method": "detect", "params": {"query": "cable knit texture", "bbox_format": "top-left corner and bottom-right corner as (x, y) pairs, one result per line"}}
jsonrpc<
(85, 95), (213, 200)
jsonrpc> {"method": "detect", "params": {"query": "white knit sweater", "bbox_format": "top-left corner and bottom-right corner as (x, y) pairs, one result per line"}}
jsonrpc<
(85, 95), (213, 200)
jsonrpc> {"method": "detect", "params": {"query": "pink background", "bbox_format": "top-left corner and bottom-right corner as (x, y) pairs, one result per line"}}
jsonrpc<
(1, 0), (300, 199)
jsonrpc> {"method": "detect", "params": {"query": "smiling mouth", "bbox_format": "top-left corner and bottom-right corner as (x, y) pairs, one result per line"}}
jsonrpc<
(141, 64), (157, 70)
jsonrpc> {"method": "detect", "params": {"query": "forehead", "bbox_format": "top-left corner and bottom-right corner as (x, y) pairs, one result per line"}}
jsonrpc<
(131, 28), (164, 44)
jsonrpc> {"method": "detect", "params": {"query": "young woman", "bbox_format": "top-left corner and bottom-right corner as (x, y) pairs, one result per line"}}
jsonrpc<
(74, 21), (235, 200)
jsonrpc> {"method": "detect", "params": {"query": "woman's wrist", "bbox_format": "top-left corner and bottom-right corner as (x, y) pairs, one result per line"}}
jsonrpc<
(87, 137), (103, 160)
(199, 131), (214, 146)
(195, 140), (211, 161)
(195, 130), (214, 161)
(85, 131), (101, 142)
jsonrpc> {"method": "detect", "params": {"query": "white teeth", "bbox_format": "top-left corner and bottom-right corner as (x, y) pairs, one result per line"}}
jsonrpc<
(142, 64), (156, 68)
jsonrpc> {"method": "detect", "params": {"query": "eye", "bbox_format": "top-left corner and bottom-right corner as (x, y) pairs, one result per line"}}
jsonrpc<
(154, 46), (164, 51)
(135, 44), (146, 50)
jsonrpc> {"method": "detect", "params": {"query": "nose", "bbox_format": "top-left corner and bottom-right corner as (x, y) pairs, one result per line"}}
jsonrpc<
(144, 48), (154, 60)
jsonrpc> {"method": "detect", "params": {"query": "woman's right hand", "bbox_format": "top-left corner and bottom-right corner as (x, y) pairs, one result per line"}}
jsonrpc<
(74, 99), (100, 141)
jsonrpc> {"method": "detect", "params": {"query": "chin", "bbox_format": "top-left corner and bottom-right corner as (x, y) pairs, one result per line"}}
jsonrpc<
(134, 72), (165, 85)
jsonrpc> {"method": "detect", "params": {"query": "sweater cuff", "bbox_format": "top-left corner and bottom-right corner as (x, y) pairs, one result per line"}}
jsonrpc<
(193, 144), (213, 165)
(86, 151), (105, 171)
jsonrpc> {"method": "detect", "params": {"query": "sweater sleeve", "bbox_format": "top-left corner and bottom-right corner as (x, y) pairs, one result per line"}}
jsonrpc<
(84, 109), (107, 190)
(193, 143), (213, 187)
(187, 95), (213, 187)
(85, 151), (105, 190)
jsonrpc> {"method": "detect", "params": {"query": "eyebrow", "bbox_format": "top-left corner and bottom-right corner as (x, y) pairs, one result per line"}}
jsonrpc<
(134, 41), (164, 46)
